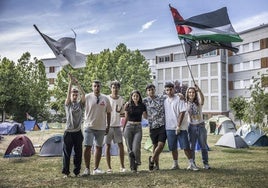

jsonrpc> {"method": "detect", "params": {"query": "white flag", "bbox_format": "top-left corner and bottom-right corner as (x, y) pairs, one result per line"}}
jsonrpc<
(34, 24), (86, 68)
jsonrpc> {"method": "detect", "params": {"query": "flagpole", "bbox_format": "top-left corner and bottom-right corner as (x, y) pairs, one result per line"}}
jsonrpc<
(179, 39), (196, 85)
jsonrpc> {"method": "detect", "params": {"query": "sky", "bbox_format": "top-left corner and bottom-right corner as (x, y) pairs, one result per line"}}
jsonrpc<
(0, 0), (268, 62)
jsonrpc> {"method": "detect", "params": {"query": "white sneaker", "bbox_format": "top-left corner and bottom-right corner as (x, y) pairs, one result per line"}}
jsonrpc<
(93, 168), (105, 175)
(187, 163), (199, 171)
(82, 168), (90, 176)
(120, 168), (126, 173)
(204, 164), (211, 170)
(171, 164), (179, 170)
(107, 169), (113, 173)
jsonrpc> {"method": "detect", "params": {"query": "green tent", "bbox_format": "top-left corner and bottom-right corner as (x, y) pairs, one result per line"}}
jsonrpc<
(206, 115), (236, 135)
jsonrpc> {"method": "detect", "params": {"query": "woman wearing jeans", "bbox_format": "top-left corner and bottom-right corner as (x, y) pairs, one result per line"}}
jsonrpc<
(123, 90), (146, 173)
(186, 84), (210, 170)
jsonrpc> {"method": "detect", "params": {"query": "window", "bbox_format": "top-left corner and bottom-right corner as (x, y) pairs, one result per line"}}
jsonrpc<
(203, 96), (208, 111)
(158, 69), (163, 80)
(253, 41), (260, 51)
(222, 63), (226, 76)
(158, 55), (170, 63)
(243, 43), (250, 53)
(211, 79), (218, 93)
(201, 80), (208, 93)
(165, 56), (170, 62)
(253, 59), (261, 69)
(157, 83), (164, 94)
(165, 68), (171, 80)
(200, 64), (208, 77)
(49, 66), (55, 73)
(233, 80), (241, 89)
(49, 78), (55, 85)
(173, 53), (184, 61)
(191, 65), (198, 78)
(203, 50), (217, 57)
(222, 96), (227, 111)
(243, 61), (250, 70)
(244, 79), (251, 89)
(210, 63), (218, 76)
(222, 79), (227, 94)
(233, 63), (240, 72)
(173, 67), (180, 79)
(182, 66), (189, 78)
(211, 96), (219, 110)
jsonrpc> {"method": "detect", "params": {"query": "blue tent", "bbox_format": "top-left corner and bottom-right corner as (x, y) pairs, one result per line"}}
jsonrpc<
(23, 120), (40, 131)
(0, 121), (25, 135)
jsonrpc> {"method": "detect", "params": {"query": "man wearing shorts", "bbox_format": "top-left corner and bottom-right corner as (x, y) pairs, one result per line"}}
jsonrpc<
(143, 84), (167, 171)
(164, 82), (198, 171)
(83, 80), (112, 176)
(105, 81), (126, 173)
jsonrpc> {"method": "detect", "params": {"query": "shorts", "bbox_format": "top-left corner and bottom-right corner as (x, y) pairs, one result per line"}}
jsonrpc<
(84, 128), (105, 147)
(150, 126), (167, 145)
(105, 127), (123, 144)
(166, 130), (190, 151)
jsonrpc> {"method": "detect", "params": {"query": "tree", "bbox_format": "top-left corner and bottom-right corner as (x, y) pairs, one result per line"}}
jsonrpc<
(52, 43), (152, 115)
(229, 96), (247, 126)
(0, 53), (49, 122)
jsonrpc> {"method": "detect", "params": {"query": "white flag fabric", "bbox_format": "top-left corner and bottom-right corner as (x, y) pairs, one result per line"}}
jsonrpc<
(34, 25), (86, 68)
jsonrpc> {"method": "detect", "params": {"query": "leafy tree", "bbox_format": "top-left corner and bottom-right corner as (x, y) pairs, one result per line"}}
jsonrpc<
(229, 96), (247, 126)
(0, 53), (49, 122)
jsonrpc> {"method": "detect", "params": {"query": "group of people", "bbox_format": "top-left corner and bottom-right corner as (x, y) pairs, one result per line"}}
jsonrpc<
(62, 74), (210, 178)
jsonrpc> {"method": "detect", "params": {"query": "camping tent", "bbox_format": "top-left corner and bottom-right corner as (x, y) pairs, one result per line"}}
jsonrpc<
(4, 135), (35, 158)
(38, 121), (49, 130)
(237, 124), (268, 146)
(0, 121), (25, 135)
(215, 132), (248, 148)
(23, 120), (40, 131)
(206, 115), (236, 135)
(39, 134), (63, 157)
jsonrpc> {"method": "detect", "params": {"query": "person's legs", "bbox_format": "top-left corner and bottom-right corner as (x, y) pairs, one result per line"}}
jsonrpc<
(93, 130), (105, 170)
(113, 127), (125, 170)
(94, 146), (102, 170)
(73, 131), (83, 175)
(188, 125), (198, 162)
(166, 130), (179, 169)
(83, 129), (94, 175)
(105, 144), (112, 169)
(132, 125), (142, 165)
(198, 124), (209, 167)
(118, 142), (125, 169)
(124, 124), (135, 170)
(62, 132), (73, 176)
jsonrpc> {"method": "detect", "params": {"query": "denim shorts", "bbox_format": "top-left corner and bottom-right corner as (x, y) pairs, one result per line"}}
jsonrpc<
(84, 128), (105, 147)
(166, 130), (190, 151)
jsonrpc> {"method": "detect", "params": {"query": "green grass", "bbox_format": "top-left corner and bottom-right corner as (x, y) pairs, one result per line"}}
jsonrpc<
(0, 128), (268, 188)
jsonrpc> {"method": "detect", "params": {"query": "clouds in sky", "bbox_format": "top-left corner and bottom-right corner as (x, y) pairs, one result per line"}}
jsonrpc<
(0, 0), (268, 62)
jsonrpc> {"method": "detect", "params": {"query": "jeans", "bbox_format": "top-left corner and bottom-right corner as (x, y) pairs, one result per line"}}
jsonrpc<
(124, 123), (142, 168)
(62, 130), (83, 175)
(188, 122), (209, 165)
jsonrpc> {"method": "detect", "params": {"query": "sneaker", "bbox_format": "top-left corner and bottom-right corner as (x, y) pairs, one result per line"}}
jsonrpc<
(204, 164), (211, 170)
(120, 168), (127, 173)
(153, 165), (159, 171)
(187, 163), (199, 171)
(93, 168), (105, 175)
(107, 169), (113, 173)
(82, 168), (90, 176)
(171, 164), (179, 170)
(74, 174), (81, 178)
(63, 174), (70, 178)
(148, 156), (154, 171)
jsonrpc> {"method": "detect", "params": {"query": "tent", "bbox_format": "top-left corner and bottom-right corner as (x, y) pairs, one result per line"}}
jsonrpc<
(23, 120), (40, 131)
(206, 115), (236, 135)
(39, 134), (63, 157)
(38, 121), (49, 130)
(215, 132), (248, 148)
(237, 125), (268, 146)
(4, 135), (35, 158)
(101, 141), (119, 156)
(144, 137), (169, 152)
(0, 121), (25, 135)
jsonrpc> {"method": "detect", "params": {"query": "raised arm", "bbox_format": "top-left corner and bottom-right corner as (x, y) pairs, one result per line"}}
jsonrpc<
(65, 74), (72, 106)
(70, 74), (86, 104)
(195, 84), (204, 106)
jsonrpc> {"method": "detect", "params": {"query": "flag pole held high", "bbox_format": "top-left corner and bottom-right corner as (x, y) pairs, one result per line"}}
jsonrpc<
(33, 24), (86, 69)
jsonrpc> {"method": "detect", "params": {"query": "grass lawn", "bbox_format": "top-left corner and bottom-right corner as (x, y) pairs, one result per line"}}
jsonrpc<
(0, 126), (268, 188)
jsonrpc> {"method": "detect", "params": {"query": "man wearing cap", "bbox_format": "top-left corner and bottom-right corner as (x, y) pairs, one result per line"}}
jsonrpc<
(143, 84), (167, 171)
(62, 74), (85, 178)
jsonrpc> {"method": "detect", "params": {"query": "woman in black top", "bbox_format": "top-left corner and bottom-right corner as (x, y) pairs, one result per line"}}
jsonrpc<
(123, 90), (146, 172)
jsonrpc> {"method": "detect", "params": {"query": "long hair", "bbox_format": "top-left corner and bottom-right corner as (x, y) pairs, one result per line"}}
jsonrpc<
(186, 86), (199, 106)
(126, 90), (143, 112)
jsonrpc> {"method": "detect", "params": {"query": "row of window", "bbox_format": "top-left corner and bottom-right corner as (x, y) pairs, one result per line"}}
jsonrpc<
(236, 41), (260, 54)
(233, 59), (261, 72)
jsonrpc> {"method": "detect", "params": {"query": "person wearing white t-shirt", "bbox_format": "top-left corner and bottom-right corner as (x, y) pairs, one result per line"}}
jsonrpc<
(164, 82), (197, 171)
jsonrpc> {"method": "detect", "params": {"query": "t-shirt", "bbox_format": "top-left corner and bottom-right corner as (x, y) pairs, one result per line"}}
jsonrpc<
(65, 101), (84, 132)
(84, 93), (112, 130)
(125, 103), (146, 122)
(187, 101), (204, 125)
(143, 95), (166, 129)
(164, 95), (186, 130)
(107, 95), (124, 127)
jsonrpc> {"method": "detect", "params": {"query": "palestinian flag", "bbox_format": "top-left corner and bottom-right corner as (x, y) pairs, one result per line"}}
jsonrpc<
(169, 5), (242, 56)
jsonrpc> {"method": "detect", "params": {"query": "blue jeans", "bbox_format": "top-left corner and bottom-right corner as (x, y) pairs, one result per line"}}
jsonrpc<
(188, 122), (209, 165)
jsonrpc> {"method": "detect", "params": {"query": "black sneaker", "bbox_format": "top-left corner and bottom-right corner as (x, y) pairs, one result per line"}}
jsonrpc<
(149, 156), (154, 171)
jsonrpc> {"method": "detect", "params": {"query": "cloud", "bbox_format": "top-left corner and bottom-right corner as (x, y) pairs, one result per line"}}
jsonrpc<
(139, 19), (157, 33)
(233, 12), (268, 32)
(87, 29), (100, 34)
